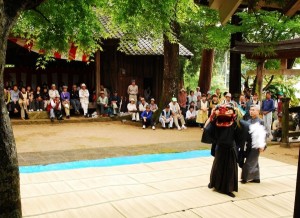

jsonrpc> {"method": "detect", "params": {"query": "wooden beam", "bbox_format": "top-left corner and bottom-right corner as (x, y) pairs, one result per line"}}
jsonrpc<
(219, 0), (242, 25)
(284, 0), (300, 17)
(246, 69), (300, 76)
(209, 0), (222, 10)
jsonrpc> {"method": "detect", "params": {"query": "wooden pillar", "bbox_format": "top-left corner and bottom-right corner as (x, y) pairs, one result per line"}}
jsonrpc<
(256, 60), (265, 101)
(294, 147), (300, 217)
(280, 97), (291, 147)
(229, 15), (242, 95)
(95, 50), (101, 97)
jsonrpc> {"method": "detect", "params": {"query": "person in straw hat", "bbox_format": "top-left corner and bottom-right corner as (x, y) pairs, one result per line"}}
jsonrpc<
(127, 98), (140, 121)
(79, 83), (89, 118)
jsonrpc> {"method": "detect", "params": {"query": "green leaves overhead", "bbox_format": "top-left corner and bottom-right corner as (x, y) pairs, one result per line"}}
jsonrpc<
(12, 0), (107, 56)
(237, 10), (300, 43)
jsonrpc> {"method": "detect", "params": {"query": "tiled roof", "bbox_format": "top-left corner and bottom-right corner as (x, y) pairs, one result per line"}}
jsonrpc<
(99, 17), (193, 57)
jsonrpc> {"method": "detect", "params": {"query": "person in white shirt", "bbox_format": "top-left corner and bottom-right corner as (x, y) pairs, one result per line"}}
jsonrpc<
(195, 87), (201, 98)
(127, 98), (140, 121)
(79, 83), (90, 117)
(96, 91), (109, 116)
(48, 84), (60, 100)
(169, 97), (187, 130)
(186, 106), (197, 126)
(49, 96), (63, 122)
(188, 90), (197, 106)
(138, 97), (148, 113)
(149, 98), (158, 113)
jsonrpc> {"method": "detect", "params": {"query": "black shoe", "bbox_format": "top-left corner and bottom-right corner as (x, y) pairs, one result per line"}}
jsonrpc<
(250, 179), (260, 183)
(271, 139), (277, 142)
(50, 118), (54, 122)
(162, 127), (166, 129)
(241, 180), (247, 184)
(208, 183), (212, 189)
(227, 192), (235, 198)
(66, 115), (70, 119)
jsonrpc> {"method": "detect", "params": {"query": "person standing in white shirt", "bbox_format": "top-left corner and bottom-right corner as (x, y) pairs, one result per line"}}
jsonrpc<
(79, 83), (89, 117)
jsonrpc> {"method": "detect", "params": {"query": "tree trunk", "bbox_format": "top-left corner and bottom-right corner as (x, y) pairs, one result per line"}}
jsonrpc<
(199, 49), (214, 94)
(160, 21), (180, 107)
(256, 60), (265, 101)
(0, 1), (40, 216)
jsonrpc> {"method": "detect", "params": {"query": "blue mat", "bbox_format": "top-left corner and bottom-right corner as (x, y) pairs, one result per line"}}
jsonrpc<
(20, 149), (211, 174)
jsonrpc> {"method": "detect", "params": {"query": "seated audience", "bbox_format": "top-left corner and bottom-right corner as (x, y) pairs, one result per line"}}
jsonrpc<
(109, 90), (121, 115)
(159, 104), (173, 129)
(70, 84), (81, 114)
(49, 96), (63, 122)
(196, 94), (209, 129)
(186, 106), (197, 126)
(79, 83), (89, 118)
(27, 86), (35, 111)
(120, 96), (128, 113)
(4, 88), (11, 112)
(127, 98), (140, 121)
(49, 84), (60, 100)
(209, 94), (219, 116)
(169, 97), (187, 130)
(138, 97), (148, 114)
(149, 98), (158, 113)
(97, 91), (109, 116)
(272, 112), (282, 142)
(141, 105), (155, 130)
(61, 85), (71, 119)
(34, 86), (44, 111)
(10, 85), (20, 114)
(18, 87), (29, 120)
(41, 87), (50, 110)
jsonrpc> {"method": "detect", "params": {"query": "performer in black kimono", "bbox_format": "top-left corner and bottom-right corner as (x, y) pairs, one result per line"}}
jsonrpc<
(241, 104), (266, 184)
(203, 104), (240, 198)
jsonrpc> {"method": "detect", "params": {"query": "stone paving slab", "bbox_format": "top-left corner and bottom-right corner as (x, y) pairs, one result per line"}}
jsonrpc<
(21, 157), (297, 218)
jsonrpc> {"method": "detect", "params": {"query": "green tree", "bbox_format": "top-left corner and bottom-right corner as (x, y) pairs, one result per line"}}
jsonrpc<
(0, 0), (111, 216)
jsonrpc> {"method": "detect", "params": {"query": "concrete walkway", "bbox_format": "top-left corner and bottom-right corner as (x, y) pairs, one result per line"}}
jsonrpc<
(21, 156), (296, 218)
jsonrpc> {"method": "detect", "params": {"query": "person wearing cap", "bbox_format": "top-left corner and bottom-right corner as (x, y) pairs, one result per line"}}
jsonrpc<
(261, 91), (275, 138)
(195, 87), (201, 98)
(127, 98), (140, 121)
(221, 92), (238, 107)
(196, 94), (210, 129)
(159, 104), (173, 129)
(141, 105), (155, 130)
(178, 88), (187, 116)
(127, 79), (138, 102)
(48, 84), (60, 100)
(109, 91), (121, 115)
(60, 86), (71, 119)
(169, 97), (187, 130)
(97, 91), (109, 116)
(79, 83), (90, 117)
(70, 84), (81, 114)
(241, 104), (265, 184)
(138, 97), (148, 113)
(271, 112), (282, 142)
(149, 98), (158, 113)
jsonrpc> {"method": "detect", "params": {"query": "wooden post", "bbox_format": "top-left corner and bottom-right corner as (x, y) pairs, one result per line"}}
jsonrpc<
(281, 97), (291, 147)
(95, 50), (101, 111)
(294, 147), (300, 218)
(256, 60), (265, 101)
(95, 50), (101, 97)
